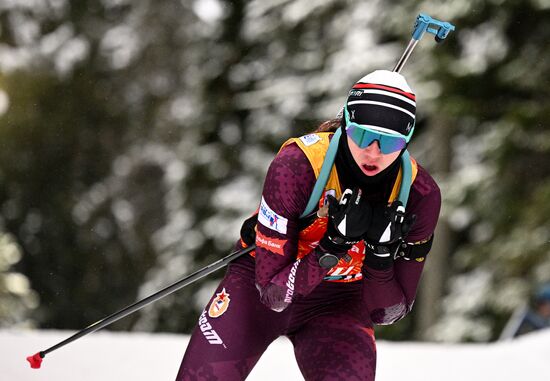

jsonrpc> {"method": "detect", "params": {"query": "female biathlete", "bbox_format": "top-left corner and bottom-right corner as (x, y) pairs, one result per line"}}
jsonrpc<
(176, 70), (441, 381)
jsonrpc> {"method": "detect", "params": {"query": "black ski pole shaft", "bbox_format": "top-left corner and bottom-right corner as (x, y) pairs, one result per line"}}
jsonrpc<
(27, 244), (256, 369)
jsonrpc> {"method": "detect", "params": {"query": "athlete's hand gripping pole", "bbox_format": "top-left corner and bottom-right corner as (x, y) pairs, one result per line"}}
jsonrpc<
(317, 188), (372, 269)
(393, 13), (455, 73)
(363, 202), (416, 270)
(26, 244), (256, 369)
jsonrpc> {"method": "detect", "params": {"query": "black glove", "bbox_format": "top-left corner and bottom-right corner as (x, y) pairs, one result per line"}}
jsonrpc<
(317, 188), (372, 268)
(240, 214), (258, 246)
(363, 201), (416, 270)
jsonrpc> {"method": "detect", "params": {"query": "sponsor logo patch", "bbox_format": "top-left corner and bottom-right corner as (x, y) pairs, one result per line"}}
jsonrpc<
(208, 288), (231, 318)
(258, 197), (288, 234)
(299, 134), (321, 146)
(256, 231), (287, 256)
(198, 310), (226, 347)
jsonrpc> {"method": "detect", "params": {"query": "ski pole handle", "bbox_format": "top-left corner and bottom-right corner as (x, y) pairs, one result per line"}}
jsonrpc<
(412, 13), (455, 43)
(393, 13), (456, 73)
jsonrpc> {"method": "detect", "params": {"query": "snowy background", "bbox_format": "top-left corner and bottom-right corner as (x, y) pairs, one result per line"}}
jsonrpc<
(2, 0), (550, 365)
(4, 328), (550, 381)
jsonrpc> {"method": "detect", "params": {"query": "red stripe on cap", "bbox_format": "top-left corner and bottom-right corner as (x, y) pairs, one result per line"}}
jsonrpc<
(352, 83), (416, 101)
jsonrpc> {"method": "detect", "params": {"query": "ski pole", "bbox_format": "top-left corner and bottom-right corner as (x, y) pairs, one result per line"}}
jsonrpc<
(393, 13), (455, 73)
(26, 244), (256, 369)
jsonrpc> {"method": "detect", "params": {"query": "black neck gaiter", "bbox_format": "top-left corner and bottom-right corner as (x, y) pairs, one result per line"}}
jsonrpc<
(334, 126), (402, 202)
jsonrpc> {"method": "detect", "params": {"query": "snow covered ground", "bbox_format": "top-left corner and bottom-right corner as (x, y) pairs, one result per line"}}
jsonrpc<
(3, 328), (550, 380)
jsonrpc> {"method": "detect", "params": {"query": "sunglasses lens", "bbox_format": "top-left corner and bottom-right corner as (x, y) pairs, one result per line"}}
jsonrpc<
(347, 125), (374, 148)
(347, 124), (406, 154)
(379, 136), (407, 154)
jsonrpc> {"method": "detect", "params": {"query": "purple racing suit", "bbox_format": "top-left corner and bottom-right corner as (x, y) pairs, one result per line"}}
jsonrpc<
(177, 141), (441, 381)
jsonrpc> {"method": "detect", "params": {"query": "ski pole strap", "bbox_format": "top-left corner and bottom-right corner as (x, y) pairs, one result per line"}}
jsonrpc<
(398, 150), (413, 207)
(300, 128), (342, 218)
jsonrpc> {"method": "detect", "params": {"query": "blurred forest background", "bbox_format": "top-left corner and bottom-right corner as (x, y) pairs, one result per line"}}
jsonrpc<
(1, 0), (549, 343)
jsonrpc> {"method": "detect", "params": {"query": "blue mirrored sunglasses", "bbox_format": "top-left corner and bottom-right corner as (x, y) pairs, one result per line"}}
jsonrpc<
(344, 107), (414, 154)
